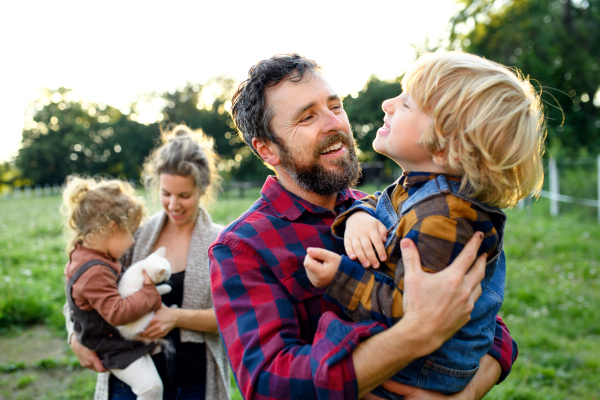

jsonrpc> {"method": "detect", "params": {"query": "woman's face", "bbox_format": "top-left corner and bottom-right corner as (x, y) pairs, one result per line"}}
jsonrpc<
(159, 174), (201, 227)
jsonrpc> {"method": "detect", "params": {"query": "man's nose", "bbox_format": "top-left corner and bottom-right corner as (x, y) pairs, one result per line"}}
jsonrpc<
(323, 110), (344, 133)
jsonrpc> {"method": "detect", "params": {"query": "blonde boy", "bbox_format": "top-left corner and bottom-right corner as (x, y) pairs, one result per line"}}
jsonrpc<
(304, 51), (544, 398)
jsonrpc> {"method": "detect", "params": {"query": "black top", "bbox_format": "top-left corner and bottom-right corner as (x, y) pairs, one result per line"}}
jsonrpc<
(152, 270), (207, 387)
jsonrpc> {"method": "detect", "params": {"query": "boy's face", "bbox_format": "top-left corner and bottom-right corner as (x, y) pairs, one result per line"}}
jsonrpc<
(373, 93), (445, 173)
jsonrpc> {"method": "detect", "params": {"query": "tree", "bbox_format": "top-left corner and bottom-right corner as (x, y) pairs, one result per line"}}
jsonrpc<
(161, 79), (272, 182)
(448, 0), (600, 157)
(343, 75), (403, 167)
(16, 88), (159, 185)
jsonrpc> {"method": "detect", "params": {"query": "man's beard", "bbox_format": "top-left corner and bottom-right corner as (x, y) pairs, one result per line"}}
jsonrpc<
(278, 130), (361, 196)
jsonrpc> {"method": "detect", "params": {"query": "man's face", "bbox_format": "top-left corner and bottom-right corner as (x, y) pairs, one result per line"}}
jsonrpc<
(266, 73), (360, 195)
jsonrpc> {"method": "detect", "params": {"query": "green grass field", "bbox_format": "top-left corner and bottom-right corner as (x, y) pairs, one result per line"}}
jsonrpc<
(0, 187), (599, 399)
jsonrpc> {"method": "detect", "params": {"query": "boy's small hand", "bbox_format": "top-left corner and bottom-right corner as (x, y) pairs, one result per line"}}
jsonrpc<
(304, 247), (342, 288)
(345, 211), (388, 268)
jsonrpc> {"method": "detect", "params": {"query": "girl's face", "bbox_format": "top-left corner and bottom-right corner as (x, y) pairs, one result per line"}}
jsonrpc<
(159, 174), (201, 228)
(105, 228), (135, 260)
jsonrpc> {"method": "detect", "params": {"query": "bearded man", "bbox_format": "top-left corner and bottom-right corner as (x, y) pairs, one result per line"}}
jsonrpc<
(208, 54), (517, 400)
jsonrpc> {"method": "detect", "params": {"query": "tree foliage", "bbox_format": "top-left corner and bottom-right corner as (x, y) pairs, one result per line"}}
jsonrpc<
(448, 0), (600, 157)
(16, 88), (159, 186)
(343, 75), (403, 162)
(161, 79), (271, 182)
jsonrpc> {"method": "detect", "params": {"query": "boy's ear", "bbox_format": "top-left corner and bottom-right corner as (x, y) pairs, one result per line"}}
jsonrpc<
(252, 138), (280, 167)
(432, 149), (448, 167)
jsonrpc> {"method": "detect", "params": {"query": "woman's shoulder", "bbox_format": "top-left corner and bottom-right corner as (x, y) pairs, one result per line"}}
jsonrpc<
(136, 211), (166, 236)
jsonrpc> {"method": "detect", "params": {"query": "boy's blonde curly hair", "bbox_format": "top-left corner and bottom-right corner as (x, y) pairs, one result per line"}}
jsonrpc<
(61, 176), (146, 252)
(403, 51), (545, 208)
(142, 124), (221, 206)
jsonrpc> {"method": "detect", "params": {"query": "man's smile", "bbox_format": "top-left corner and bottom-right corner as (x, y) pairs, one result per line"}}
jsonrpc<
(320, 142), (343, 155)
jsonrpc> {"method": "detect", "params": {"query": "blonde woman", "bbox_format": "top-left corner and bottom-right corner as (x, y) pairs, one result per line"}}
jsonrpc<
(67, 125), (230, 400)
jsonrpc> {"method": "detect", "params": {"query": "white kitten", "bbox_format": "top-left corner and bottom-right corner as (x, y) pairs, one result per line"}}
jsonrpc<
(116, 247), (172, 343)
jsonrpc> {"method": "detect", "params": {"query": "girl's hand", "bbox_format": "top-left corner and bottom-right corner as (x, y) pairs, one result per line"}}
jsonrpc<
(142, 270), (153, 286)
(70, 334), (107, 372)
(344, 211), (388, 268)
(139, 305), (180, 339)
(304, 247), (342, 288)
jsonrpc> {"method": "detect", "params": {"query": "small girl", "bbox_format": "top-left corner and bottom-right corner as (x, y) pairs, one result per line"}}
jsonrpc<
(63, 176), (164, 400)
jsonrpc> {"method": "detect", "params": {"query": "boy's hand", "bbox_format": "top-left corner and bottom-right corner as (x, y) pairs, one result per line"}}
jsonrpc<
(345, 211), (388, 268)
(304, 247), (342, 288)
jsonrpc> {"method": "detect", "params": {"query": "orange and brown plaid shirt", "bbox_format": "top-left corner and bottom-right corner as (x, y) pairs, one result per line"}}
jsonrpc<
(326, 172), (501, 324)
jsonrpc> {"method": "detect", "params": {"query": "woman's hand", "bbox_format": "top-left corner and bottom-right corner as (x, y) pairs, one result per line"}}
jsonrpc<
(344, 211), (388, 268)
(139, 305), (180, 339)
(70, 334), (107, 372)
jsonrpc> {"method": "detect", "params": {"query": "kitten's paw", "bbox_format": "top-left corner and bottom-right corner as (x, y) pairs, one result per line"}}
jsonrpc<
(155, 284), (172, 295)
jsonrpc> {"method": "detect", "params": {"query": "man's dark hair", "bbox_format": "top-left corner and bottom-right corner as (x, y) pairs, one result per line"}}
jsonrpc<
(230, 53), (323, 157)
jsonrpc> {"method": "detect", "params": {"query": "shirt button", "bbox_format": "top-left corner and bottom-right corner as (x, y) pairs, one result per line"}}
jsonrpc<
(109, 334), (113, 337)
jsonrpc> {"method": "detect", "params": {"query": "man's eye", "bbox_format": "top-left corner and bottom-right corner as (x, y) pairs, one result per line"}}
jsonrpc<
(301, 115), (313, 122)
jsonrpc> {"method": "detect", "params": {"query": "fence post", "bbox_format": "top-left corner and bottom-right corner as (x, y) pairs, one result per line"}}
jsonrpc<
(549, 158), (559, 217)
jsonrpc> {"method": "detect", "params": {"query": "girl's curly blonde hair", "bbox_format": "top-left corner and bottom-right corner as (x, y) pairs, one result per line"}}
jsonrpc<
(61, 176), (146, 252)
(142, 124), (221, 207)
(403, 51), (545, 208)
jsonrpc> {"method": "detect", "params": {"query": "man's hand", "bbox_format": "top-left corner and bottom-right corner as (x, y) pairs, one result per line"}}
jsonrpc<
(354, 232), (487, 398)
(401, 233), (487, 356)
(344, 211), (388, 268)
(304, 247), (342, 288)
(70, 334), (107, 372)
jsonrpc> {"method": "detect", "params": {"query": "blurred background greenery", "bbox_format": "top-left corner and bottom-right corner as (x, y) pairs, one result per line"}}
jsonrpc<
(2, 0), (599, 191)
(1, 0), (599, 399)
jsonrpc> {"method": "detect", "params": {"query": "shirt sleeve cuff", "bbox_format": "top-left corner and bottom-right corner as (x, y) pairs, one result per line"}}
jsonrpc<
(325, 255), (371, 312)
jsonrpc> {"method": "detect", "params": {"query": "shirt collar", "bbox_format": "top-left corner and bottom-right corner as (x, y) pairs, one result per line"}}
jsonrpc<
(401, 171), (462, 189)
(260, 176), (357, 221)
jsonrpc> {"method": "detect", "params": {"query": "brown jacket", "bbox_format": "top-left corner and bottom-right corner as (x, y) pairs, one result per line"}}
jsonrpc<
(64, 244), (161, 326)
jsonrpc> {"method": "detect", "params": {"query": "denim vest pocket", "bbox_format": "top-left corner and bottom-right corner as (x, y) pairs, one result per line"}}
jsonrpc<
(281, 269), (326, 302)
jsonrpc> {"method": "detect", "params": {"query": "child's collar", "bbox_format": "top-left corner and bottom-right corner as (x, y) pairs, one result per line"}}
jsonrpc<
(401, 171), (462, 188)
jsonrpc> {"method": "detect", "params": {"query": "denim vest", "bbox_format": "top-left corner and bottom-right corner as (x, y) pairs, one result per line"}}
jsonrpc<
(372, 175), (507, 398)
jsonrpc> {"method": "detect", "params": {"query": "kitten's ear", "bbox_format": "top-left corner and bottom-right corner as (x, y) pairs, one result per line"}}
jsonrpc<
(155, 247), (167, 257)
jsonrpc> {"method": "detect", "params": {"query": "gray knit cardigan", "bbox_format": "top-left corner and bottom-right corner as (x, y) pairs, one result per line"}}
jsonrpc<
(67, 207), (230, 400)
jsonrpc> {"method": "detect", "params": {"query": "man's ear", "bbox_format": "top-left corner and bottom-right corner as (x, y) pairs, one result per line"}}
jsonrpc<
(252, 138), (280, 167)
(432, 148), (448, 167)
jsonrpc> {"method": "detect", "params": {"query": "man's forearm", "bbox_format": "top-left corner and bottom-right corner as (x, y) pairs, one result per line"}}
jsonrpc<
(456, 355), (501, 400)
(354, 316), (437, 398)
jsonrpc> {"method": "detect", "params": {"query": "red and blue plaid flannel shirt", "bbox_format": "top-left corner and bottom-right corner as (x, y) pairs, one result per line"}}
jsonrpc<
(209, 176), (517, 400)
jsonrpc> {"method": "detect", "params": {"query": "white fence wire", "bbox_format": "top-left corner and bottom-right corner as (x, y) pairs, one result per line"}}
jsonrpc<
(534, 155), (600, 223)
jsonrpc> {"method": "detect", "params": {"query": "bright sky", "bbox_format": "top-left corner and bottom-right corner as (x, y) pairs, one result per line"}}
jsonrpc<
(0, 0), (462, 163)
